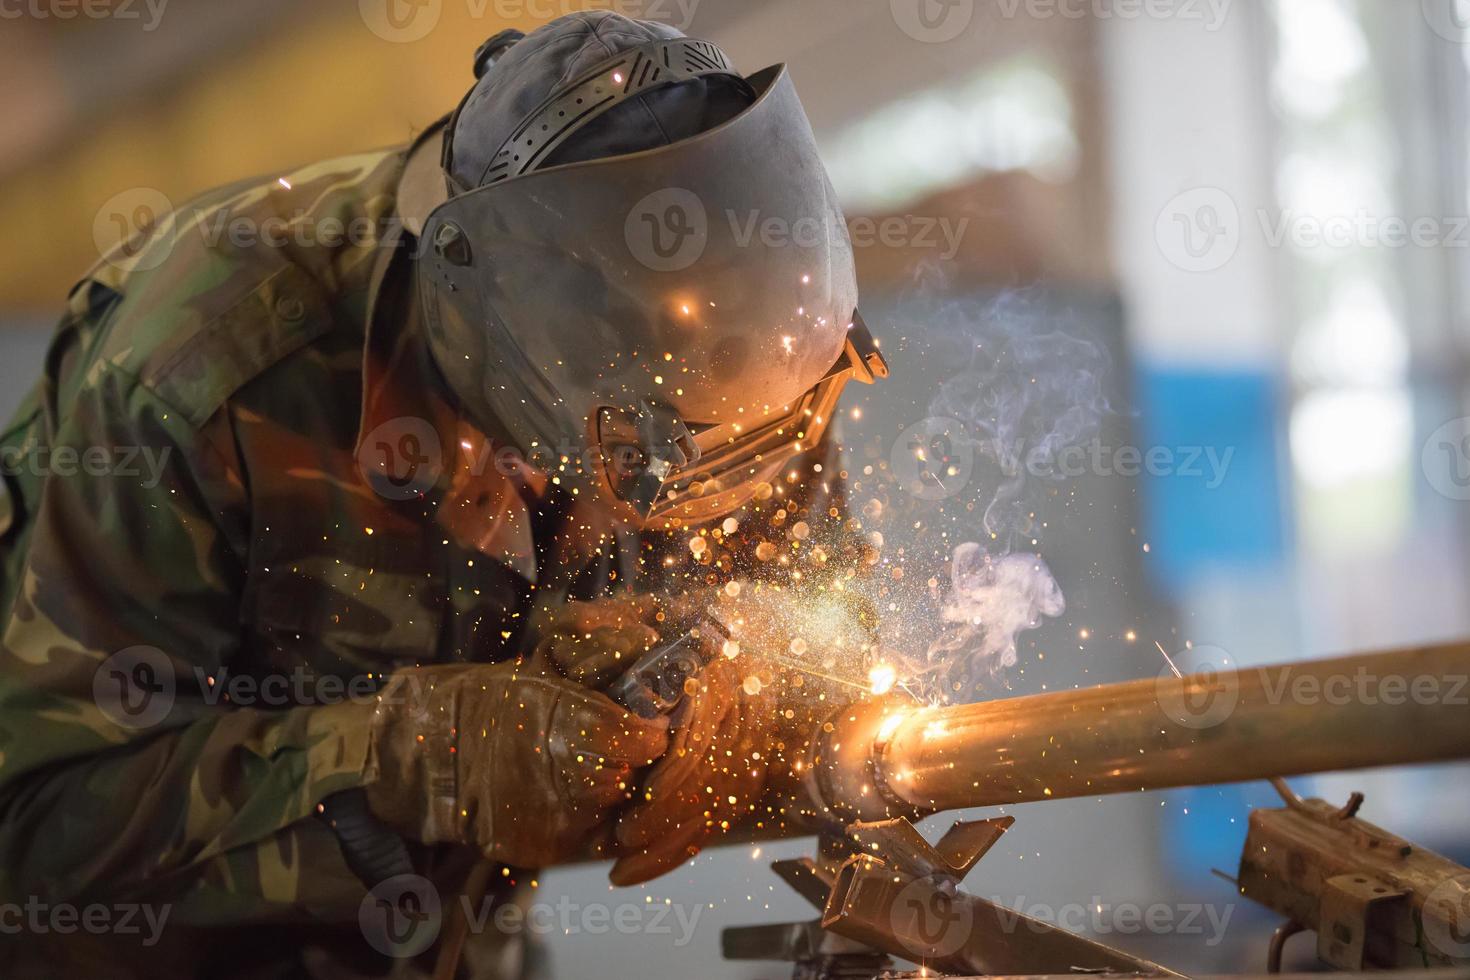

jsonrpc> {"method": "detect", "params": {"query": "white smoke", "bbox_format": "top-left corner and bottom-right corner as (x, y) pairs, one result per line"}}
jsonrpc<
(928, 294), (1112, 540)
(880, 274), (1113, 702)
(917, 544), (1064, 699)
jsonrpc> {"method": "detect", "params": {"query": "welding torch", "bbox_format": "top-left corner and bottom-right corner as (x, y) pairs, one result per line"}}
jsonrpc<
(433, 597), (728, 980)
(607, 606), (731, 718)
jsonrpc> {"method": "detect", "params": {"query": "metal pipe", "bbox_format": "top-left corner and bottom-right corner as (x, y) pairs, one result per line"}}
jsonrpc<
(784, 641), (1470, 824)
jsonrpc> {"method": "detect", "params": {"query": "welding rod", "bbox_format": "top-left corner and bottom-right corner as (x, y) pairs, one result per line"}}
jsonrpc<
(777, 640), (1470, 824)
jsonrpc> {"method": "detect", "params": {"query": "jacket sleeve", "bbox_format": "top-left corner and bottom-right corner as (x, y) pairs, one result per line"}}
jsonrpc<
(0, 361), (379, 924)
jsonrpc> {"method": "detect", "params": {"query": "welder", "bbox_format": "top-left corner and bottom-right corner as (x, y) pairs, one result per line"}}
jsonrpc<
(0, 11), (884, 977)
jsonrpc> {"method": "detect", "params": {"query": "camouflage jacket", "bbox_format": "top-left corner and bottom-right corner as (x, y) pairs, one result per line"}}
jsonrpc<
(0, 142), (852, 975)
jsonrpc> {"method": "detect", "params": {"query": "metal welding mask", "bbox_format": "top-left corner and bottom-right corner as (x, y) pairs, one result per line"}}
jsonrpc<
(419, 36), (887, 526)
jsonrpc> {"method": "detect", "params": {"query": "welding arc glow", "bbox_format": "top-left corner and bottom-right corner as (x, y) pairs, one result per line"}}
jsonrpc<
(868, 663), (898, 695)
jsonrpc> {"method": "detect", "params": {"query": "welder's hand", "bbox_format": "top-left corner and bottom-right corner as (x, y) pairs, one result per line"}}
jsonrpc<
(364, 662), (669, 868)
(529, 595), (664, 690)
(609, 655), (778, 885)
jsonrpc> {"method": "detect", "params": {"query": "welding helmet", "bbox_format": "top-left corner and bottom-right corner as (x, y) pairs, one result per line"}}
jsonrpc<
(420, 17), (887, 526)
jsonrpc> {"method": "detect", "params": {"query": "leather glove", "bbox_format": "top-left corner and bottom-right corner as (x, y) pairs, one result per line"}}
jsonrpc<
(610, 653), (779, 885)
(363, 659), (669, 868)
(607, 584), (881, 885)
(529, 594), (663, 690)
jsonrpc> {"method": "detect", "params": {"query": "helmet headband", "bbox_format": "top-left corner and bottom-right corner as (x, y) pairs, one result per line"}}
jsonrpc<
(445, 37), (752, 194)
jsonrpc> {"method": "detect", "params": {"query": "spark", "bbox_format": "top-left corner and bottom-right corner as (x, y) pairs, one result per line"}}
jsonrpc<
(277, 177), (292, 190)
(1155, 641), (1183, 678)
(759, 652), (871, 692)
(781, 336), (795, 354)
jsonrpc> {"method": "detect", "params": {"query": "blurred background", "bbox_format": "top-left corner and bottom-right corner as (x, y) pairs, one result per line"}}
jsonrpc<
(2, 0), (1469, 976)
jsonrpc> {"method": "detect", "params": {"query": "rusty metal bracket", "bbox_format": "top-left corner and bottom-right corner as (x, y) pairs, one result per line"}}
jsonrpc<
(818, 816), (1178, 976)
(1238, 786), (1469, 970)
(843, 816), (1014, 881)
(727, 815), (1179, 977)
(721, 919), (892, 970)
(1316, 872), (1409, 970)
(772, 856), (839, 911)
(820, 855), (1180, 975)
(724, 835), (894, 978)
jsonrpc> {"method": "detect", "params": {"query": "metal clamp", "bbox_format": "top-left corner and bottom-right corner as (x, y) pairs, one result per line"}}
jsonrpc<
(726, 815), (1179, 978)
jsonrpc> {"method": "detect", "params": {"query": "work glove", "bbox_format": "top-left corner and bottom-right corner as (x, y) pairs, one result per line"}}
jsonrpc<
(526, 591), (782, 883)
(529, 594), (664, 690)
(363, 656), (669, 869)
(610, 651), (779, 885)
(529, 590), (780, 884)
(606, 583), (885, 884)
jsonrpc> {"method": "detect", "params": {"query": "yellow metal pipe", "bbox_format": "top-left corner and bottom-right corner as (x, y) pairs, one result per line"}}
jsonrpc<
(784, 640), (1470, 824)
